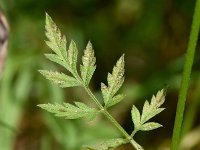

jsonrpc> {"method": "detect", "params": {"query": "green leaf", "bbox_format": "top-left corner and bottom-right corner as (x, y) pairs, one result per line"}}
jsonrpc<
(101, 55), (125, 108)
(80, 41), (96, 85)
(39, 70), (80, 88)
(82, 138), (127, 150)
(44, 54), (69, 69)
(143, 108), (165, 123)
(68, 40), (78, 71)
(101, 82), (108, 103)
(45, 14), (78, 74)
(140, 122), (162, 131)
(131, 89), (166, 134)
(45, 13), (67, 60)
(106, 94), (125, 108)
(131, 105), (141, 129)
(141, 89), (166, 124)
(150, 89), (166, 109)
(38, 102), (98, 119)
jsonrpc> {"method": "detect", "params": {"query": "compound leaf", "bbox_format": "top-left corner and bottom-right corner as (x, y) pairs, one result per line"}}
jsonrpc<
(131, 89), (166, 133)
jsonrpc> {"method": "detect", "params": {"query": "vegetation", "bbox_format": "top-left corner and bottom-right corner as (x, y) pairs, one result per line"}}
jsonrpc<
(0, 0), (200, 149)
(38, 14), (166, 149)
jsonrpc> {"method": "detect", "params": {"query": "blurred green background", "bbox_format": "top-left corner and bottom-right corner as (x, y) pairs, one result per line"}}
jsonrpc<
(0, 0), (200, 149)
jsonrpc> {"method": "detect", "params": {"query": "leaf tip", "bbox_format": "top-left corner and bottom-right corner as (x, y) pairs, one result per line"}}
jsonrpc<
(45, 12), (52, 24)
(38, 70), (46, 75)
(45, 12), (49, 17)
(37, 104), (45, 109)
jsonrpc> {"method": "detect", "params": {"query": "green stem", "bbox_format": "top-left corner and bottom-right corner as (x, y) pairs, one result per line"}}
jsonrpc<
(82, 85), (103, 109)
(73, 73), (142, 149)
(131, 129), (138, 137)
(171, 0), (200, 149)
(182, 78), (200, 136)
(83, 85), (143, 150)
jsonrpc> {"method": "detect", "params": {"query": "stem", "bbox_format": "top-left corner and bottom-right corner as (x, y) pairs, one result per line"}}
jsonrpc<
(182, 79), (200, 136)
(73, 73), (142, 148)
(83, 85), (143, 150)
(171, 0), (200, 149)
(82, 85), (104, 110)
(131, 129), (138, 137)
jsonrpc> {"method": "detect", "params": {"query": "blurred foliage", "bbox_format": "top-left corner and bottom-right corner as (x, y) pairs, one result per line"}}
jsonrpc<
(0, 0), (200, 149)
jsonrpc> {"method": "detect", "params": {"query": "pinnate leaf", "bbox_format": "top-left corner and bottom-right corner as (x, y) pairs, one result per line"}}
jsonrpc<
(38, 102), (98, 119)
(131, 89), (166, 133)
(80, 41), (96, 85)
(41, 14), (167, 149)
(39, 70), (81, 88)
(82, 138), (127, 150)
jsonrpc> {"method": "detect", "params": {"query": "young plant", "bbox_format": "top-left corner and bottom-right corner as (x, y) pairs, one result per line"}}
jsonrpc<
(38, 13), (166, 150)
